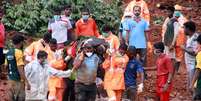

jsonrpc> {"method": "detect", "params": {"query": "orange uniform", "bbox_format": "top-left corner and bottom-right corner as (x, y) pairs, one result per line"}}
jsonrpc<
(124, 0), (150, 23)
(175, 15), (187, 61)
(103, 53), (129, 101)
(47, 49), (66, 101)
(75, 18), (100, 37)
(99, 33), (120, 53)
(24, 39), (49, 62)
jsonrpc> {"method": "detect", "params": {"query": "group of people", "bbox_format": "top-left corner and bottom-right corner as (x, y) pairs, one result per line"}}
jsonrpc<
(0, 0), (201, 101)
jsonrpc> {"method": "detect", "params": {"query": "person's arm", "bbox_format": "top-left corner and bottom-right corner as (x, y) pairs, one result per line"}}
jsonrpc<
(75, 21), (81, 37)
(181, 46), (196, 56)
(93, 20), (100, 37)
(24, 64), (31, 90)
(142, 2), (150, 24)
(47, 66), (72, 78)
(170, 22), (180, 49)
(16, 50), (30, 90)
(144, 66), (157, 71)
(162, 58), (174, 92)
(72, 52), (84, 71)
(67, 19), (73, 39)
(191, 68), (201, 90)
(48, 19), (52, 33)
(137, 65), (145, 84)
(24, 42), (35, 62)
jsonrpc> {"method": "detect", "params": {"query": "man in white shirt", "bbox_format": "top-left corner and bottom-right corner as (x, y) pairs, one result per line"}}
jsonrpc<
(48, 8), (72, 49)
(181, 21), (199, 91)
(25, 51), (72, 101)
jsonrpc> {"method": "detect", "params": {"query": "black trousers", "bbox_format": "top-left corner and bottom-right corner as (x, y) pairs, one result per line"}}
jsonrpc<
(63, 78), (75, 101)
(75, 83), (97, 101)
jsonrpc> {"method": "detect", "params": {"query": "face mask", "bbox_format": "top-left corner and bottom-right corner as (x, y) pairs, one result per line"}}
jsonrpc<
(82, 15), (89, 20)
(135, 13), (140, 17)
(85, 52), (93, 57)
(42, 59), (48, 65)
(102, 32), (109, 38)
(154, 50), (161, 56)
(54, 15), (60, 21)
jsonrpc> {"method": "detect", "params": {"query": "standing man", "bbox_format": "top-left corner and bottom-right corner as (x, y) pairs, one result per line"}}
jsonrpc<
(6, 34), (26, 101)
(191, 34), (201, 100)
(153, 42), (174, 101)
(99, 25), (120, 54)
(181, 21), (198, 91)
(24, 33), (51, 62)
(124, 0), (150, 24)
(46, 39), (66, 101)
(48, 8), (72, 49)
(162, 7), (181, 74)
(61, 5), (75, 41)
(0, 11), (5, 79)
(75, 8), (100, 38)
(125, 5), (149, 66)
(73, 43), (100, 101)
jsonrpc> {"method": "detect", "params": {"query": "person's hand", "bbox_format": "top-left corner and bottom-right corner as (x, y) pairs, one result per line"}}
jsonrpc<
(79, 52), (85, 61)
(162, 83), (169, 92)
(180, 45), (185, 50)
(169, 45), (174, 51)
(189, 84), (194, 93)
(96, 77), (103, 87)
(137, 83), (144, 94)
(26, 83), (31, 90)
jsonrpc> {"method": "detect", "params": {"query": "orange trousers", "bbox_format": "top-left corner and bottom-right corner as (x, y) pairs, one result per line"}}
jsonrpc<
(48, 88), (64, 101)
(106, 89), (123, 101)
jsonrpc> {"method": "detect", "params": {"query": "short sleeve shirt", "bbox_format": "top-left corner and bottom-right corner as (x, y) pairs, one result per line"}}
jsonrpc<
(75, 53), (100, 85)
(48, 17), (72, 43)
(156, 54), (174, 76)
(124, 59), (144, 87)
(128, 18), (149, 48)
(185, 33), (198, 66)
(15, 49), (25, 66)
(196, 52), (201, 69)
(122, 18), (137, 40)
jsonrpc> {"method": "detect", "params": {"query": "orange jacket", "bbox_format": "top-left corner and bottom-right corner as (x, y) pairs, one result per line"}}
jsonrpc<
(103, 53), (129, 90)
(24, 39), (49, 62)
(99, 33), (120, 53)
(47, 49), (66, 89)
(75, 18), (100, 37)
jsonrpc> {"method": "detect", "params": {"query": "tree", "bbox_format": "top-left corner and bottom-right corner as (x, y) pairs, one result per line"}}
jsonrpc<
(2, 0), (123, 36)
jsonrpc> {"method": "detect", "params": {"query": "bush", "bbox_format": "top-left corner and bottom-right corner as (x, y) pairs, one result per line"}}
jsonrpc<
(2, 0), (123, 36)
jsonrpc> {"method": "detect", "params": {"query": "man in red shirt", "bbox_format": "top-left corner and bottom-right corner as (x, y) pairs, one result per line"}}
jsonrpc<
(153, 42), (174, 101)
(75, 8), (100, 38)
(0, 11), (5, 79)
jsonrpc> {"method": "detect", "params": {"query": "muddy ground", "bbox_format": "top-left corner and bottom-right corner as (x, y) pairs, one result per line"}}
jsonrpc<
(1, 0), (201, 101)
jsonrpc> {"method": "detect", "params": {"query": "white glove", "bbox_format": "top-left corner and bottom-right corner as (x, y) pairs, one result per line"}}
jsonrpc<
(96, 77), (103, 86)
(137, 83), (144, 93)
(64, 69), (72, 77)
(64, 56), (71, 62)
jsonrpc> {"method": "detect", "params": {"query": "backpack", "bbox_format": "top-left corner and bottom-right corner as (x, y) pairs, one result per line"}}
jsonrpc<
(6, 48), (21, 81)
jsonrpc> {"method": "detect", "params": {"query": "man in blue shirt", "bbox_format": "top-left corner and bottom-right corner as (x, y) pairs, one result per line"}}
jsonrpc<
(125, 5), (150, 66)
(124, 46), (145, 101)
(73, 42), (100, 101)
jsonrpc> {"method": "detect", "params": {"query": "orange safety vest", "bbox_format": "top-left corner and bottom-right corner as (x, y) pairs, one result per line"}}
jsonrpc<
(103, 53), (129, 90)
(99, 33), (120, 53)
(47, 49), (66, 90)
(24, 39), (49, 62)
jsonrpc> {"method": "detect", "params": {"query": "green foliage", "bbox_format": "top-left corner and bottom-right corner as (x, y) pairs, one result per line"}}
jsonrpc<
(3, 0), (123, 36)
